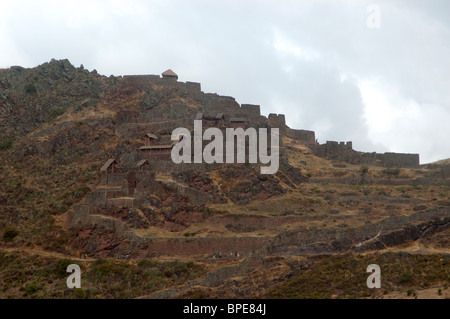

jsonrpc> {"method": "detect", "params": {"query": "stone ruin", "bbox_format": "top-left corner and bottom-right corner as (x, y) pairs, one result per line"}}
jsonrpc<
(65, 68), (425, 258)
(311, 141), (420, 168)
(114, 69), (421, 170)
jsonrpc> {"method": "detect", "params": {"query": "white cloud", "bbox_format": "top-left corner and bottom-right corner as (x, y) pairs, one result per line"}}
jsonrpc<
(272, 29), (321, 61)
(360, 79), (450, 163)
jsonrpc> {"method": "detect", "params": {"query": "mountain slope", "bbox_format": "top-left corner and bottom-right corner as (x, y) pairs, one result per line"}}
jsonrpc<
(0, 59), (448, 299)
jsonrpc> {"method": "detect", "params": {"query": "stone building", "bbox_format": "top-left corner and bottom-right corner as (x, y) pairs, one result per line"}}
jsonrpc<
(98, 158), (156, 195)
(195, 112), (225, 128)
(136, 159), (150, 172)
(143, 133), (158, 146)
(139, 145), (173, 160)
(162, 69), (178, 81)
(100, 158), (118, 174)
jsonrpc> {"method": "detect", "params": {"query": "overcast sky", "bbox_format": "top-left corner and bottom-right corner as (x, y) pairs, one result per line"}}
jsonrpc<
(1, 0), (449, 164)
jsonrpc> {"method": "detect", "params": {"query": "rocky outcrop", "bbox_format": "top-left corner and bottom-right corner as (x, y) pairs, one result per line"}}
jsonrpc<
(268, 207), (450, 255)
(0, 59), (111, 141)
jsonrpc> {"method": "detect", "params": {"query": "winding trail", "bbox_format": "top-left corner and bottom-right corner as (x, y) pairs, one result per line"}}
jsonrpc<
(1, 246), (97, 262)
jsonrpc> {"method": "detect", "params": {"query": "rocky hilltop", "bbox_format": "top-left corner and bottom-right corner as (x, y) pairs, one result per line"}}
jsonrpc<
(0, 59), (448, 299)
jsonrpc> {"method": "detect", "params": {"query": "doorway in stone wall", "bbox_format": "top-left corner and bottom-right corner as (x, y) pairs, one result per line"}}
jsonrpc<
(127, 172), (137, 196)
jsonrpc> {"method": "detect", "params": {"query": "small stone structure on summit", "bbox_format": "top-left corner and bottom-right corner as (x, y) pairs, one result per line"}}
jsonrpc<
(161, 69), (178, 80)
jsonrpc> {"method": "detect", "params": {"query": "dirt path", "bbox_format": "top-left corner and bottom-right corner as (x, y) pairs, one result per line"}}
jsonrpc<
(1, 246), (97, 262)
(366, 241), (450, 255)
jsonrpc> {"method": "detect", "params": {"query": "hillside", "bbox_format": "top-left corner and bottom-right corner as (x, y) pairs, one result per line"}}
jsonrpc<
(0, 59), (448, 299)
(430, 159), (450, 166)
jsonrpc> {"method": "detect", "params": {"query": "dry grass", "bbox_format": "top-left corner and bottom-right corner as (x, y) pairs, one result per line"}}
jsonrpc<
(429, 158), (450, 165)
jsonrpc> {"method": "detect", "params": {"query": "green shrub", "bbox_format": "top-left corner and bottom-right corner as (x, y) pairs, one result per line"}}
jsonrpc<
(360, 166), (369, 175)
(3, 227), (19, 242)
(74, 288), (86, 299)
(25, 283), (39, 295)
(90, 259), (114, 281)
(96, 263), (113, 276)
(137, 259), (151, 268)
(399, 272), (413, 284)
(24, 83), (37, 94)
(183, 232), (198, 237)
(384, 168), (400, 176)
(187, 289), (208, 299)
(73, 186), (91, 199)
(0, 140), (13, 151)
(56, 258), (74, 276)
(49, 109), (65, 120)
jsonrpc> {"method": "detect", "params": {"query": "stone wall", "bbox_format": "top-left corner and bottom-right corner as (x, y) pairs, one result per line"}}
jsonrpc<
(357, 152), (377, 165)
(120, 75), (202, 105)
(105, 189), (125, 199)
(184, 82), (202, 101)
(124, 232), (269, 257)
(284, 128), (315, 145)
(67, 205), (130, 234)
(87, 214), (128, 234)
(134, 171), (156, 194)
(202, 93), (240, 115)
(120, 75), (160, 87)
(148, 161), (214, 174)
(66, 204), (90, 228)
(162, 181), (212, 206)
(240, 104), (261, 117)
(102, 172), (128, 187)
(85, 189), (107, 208)
(312, 141), (353, 162)
(268, 113), (286, 128)
(106, 197), (141, 209)
(311, 142), (421, 168)
(384, 152), (420, 168)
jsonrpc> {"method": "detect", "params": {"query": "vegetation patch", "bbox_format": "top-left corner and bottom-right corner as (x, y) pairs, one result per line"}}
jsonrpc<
(0, 140), (13, 151)
(2, 227), (19, 242)
(266, 252), (449, 299)
(384, 168), (401, 176)
(0, 253), (205, 299)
